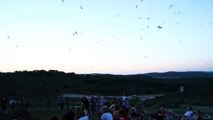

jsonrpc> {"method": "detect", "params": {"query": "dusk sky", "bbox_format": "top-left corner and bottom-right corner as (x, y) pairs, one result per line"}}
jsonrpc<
(0, 0), (213, 74)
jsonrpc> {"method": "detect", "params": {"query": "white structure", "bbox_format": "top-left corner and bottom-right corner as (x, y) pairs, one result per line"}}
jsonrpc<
(179, 86), (184, 93)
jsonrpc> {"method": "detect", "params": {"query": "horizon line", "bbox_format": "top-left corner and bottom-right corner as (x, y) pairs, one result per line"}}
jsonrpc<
(0, 69), (213, 75)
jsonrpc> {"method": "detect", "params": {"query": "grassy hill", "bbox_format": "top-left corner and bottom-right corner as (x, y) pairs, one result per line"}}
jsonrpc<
(0, 70), (213, 106)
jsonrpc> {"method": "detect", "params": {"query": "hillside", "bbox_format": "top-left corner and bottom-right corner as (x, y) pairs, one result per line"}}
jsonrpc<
(0, 70), (171, 96)
(0, 70), (213, 106)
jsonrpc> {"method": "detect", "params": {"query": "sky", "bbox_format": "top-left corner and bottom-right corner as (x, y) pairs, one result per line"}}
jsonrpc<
(0, 0), (213, 74)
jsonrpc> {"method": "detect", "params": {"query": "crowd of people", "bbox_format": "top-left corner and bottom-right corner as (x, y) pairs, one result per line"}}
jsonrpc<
(0, 97), (31, 111)
(50, 95), (203, 120)
(0, 96), (204, 120)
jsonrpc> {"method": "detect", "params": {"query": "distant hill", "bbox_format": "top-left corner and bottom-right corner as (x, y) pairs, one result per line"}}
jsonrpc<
(0, 70), (213, 97)
(143, 71), (213, 79)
